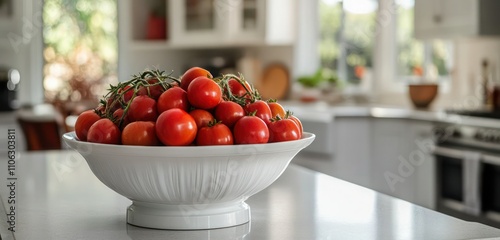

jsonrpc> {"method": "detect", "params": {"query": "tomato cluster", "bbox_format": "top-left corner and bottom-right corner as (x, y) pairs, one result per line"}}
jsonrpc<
(75, 67), (303, 146)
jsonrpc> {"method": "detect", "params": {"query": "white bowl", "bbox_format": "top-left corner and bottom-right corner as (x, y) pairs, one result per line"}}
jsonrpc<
(63, 132), (315, 230)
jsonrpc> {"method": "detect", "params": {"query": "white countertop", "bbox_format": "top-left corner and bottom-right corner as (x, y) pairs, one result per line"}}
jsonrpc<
(0, 150), (499, 239)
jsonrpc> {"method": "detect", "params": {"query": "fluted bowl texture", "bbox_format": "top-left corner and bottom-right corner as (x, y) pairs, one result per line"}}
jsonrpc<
(63, 132), (315, 205)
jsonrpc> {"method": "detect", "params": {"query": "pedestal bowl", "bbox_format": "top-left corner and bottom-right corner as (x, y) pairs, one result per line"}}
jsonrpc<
(63, 132), (314, 230)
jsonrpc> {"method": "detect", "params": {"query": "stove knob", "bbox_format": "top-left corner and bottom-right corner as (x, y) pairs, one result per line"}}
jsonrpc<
(484, 132), (496, 142)
(433, 127), (446, 140)
(474, 131), (484, 140)
(493, 132), (500, 143)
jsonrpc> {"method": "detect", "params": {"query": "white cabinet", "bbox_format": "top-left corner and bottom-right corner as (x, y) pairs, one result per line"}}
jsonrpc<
(296, 112), (334, 155)
(124, 0), (295, 47)
(291, 116), (372, 187)
(169, 0), (265, 45)
(281, 106), (437, 209)
(332, 118), (372, 187)
(120, 0), (297, 49)
(369, 119), (435, 209)
(415, 0), (500, 39)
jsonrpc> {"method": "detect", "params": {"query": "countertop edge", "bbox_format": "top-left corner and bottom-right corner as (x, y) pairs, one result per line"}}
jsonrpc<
(282, 102), (500, 128)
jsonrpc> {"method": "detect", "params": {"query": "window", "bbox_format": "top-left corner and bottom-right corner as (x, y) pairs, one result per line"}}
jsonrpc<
(318, 0), (454, 90)
(396, 0), (453, 83)
(43, 0), (118, 107)
(319, 0), (378, 85)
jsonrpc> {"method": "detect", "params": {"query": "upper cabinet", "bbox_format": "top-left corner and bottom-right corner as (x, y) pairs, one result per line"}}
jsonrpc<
(415, 0), (500, 39)
(169, 0), (266, 46)
(126, 0), (296, 49)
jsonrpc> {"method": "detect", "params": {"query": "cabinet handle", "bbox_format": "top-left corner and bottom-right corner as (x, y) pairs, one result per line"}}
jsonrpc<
(433, 146), (500, 166)
(482, 154), (500, 166)
(433, 146), (465, 159)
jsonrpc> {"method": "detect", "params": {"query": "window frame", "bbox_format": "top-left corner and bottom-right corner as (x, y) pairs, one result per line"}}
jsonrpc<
(391, 0), (453, 93)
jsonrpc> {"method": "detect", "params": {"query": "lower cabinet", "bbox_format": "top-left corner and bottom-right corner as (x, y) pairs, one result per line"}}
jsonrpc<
(369, 119), (435, 209)
(293, 114), (436, 210)
(332, 117), (372, 187)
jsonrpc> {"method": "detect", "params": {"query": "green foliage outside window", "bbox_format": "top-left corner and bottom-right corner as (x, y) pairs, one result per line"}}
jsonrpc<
(43, 0), (117, 104)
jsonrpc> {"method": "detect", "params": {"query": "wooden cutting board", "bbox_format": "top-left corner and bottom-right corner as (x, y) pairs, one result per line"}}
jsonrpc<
(256, 64), (289, 100)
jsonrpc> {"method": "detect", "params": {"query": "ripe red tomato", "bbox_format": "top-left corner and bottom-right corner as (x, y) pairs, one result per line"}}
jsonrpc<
(189, 109), (214, 128)
(122, 121), (159, 146)
(228, 78), (252, 100)
(187, 76), (222, 110)
(180, 67), (213, 91)
(245, 100), (272, 125)
(87, 118), (121, 144)
(112, 108), (130, 129)
(268, 101), (286, 118)
(268, 118), (301, 143)
(196, 123), (234, 146)
(157, 87), (190, 113)
(289, 115), (303, 138)
(214, 101), (244, 129)
(156, 108), (197, 146)
(137, 78), (164, 100)
(127, 95), (158, 122)
(233, 116), (269, 144)
(75, 110), (101, 141)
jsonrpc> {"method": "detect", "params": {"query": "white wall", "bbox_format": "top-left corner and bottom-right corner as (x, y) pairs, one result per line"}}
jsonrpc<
(447, 37), (500, 108)
(292, 0), (319, 79)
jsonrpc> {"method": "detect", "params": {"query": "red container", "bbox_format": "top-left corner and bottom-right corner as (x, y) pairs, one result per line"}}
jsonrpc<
(146, 14), (166, 40)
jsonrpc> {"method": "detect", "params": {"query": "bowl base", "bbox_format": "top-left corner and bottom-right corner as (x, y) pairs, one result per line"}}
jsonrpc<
(126, 201), (250, 230)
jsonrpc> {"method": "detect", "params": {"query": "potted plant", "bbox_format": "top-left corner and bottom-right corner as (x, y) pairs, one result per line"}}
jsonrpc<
(296, 68), (339, 102)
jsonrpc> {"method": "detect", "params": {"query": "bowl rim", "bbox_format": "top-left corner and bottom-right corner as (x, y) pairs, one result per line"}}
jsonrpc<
(63, 131), (315, 157)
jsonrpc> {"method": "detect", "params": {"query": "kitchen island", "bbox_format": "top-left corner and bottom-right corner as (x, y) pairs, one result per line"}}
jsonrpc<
(1, 151), (499, 239)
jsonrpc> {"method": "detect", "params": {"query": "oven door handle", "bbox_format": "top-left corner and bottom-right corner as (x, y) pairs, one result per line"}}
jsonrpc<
(482, 154), (500, 166)
(433, 146), (467, 159)
(434, 146), (500, 166)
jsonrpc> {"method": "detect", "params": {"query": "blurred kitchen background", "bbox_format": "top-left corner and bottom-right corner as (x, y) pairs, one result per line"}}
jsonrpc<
(3, 0), (500, 111)
(3, 0), (500, 229)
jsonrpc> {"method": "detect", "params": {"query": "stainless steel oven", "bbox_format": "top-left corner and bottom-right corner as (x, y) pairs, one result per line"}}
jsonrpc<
(433, 123), (500, 228)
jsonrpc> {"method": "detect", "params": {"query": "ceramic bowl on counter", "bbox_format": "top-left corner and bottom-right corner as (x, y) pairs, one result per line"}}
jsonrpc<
(408, 84), (439, 109)
(63, 132), (315, 230)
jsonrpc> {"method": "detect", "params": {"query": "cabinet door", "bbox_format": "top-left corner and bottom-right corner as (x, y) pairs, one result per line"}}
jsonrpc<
(408, 120), (435, 209)
(415, 0), (478, 39)
(370, 119), (413, 198)
(170, 0), (229, 44)
(292, 110), (334, 155)
(333, 118), (371, 187)
(369, 119), (435, 209)
(225, 0), (266, 42)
